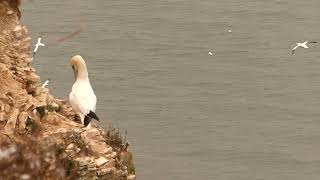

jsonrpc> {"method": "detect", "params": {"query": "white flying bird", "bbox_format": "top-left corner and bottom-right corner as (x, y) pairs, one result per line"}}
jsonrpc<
(69, 55), (99, 128)
(291, 41), (317, 55)
(208, 51), (213, 56)
(33, 36), (45, 58)
(41, 78), (51, 88)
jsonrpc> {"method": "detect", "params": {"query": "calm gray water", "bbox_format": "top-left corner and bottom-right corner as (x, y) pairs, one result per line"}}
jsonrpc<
(22, 1), (320, 179)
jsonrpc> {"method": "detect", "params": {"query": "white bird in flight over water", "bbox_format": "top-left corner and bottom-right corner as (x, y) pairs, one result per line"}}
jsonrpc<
(41, 78), (50, 88)
(291, 41), (317, 55)
(69, 55), (99, 128)
(33, 36), (45, 58)
(208, 51), (213, 56)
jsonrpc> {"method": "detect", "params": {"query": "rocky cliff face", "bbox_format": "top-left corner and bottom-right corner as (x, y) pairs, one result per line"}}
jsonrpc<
(0, 1), (135, 179)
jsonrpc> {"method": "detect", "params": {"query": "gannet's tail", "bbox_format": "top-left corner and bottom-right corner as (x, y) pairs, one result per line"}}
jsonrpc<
(84, 111), (99, 127)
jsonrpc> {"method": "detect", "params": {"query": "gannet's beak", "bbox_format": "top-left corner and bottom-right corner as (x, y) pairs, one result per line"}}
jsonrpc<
(72, 65), (78, 80)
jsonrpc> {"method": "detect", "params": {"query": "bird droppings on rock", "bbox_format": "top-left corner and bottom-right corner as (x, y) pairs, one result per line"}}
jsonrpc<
(20, 174), (31, 180)
(103, 146), (113, 154)
(66, 143), (75, 150)
(127, 174), (136, 180)
(55, 127), (67, 134)
(0, 112), (5, 122)
(6, 10), (13, 15)
(95, 156), (109, 167)
(110, 151), (117, 159)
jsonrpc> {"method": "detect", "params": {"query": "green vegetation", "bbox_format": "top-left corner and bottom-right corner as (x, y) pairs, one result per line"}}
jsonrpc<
(104, 127), (124, 149)
(55, 143), (65, 155)
(47, 103), (61, 112)
(104, 126), (135, 175)
(65, 131), (87, 150)
(25, 116), (38, 134)
(36, 106), (46, 118)
(65, 159), (76, 176)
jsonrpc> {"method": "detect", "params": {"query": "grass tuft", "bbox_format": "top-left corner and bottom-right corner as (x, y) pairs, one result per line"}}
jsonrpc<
(65, 131), (87, 150)
(103, 125), (135, 175)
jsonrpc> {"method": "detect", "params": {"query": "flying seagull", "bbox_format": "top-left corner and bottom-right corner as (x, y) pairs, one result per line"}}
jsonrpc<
(208, 51), (213, 56)
(33, 36), (45, 58)
(41, 78), (51, 88)
(292, 41), (317, 55)
(69, 55), (99, 128)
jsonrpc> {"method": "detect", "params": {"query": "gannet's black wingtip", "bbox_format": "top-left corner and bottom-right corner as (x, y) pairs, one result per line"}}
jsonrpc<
(88, 111), (99, 121)
(83, 111), (99, 127)
(84, 116), (91, 127)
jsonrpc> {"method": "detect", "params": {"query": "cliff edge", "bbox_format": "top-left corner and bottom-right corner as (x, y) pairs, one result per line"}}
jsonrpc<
(0, 1), (135, 179)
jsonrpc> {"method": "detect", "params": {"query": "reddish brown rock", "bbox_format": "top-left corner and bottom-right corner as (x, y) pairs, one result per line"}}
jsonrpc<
(4, 109), (19, 134)
(18, 111), (28, 132)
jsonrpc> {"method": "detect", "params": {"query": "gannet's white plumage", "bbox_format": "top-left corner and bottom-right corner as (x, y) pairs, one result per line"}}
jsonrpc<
(33, 36), (45, 57)
(292, 41), (317, 55)
(69, 55), (99, 128)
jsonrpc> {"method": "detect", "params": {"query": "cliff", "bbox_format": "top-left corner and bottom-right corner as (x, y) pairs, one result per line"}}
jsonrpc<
(0, 1), (135, 179)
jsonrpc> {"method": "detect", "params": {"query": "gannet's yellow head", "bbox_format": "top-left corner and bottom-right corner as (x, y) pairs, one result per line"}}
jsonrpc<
(69, 55), (88, 80)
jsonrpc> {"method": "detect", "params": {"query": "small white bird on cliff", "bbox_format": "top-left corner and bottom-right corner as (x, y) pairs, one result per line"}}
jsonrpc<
(33, 36), (45, 58)
(291, 41), (317, 55)
(69, 55), (99, 128)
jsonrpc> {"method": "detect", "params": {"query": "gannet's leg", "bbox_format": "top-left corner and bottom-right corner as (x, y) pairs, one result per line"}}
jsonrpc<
(78, 114), (85, 126)
(83, 123), (91, 130)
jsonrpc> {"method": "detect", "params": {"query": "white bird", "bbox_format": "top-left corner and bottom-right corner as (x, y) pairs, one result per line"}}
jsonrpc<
(291, 41), (317, 55)
(33, 36), (45, 58)
(208, 51), (213, 56)
(228, 29), (232, 33)
(41, 78), (50, 88)
(69, 55), (99, 128)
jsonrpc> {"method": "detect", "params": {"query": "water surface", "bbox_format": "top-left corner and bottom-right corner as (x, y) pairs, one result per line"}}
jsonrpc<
(23, 1), (320, 179)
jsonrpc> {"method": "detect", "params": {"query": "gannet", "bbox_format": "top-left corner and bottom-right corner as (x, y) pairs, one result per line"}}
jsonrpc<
(69, 55), (99, 128)
(208, 51), (213, 56)
(291, 41), (317, 55)
(33, 36), (45, 58)
(41, 78), (51, 88)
